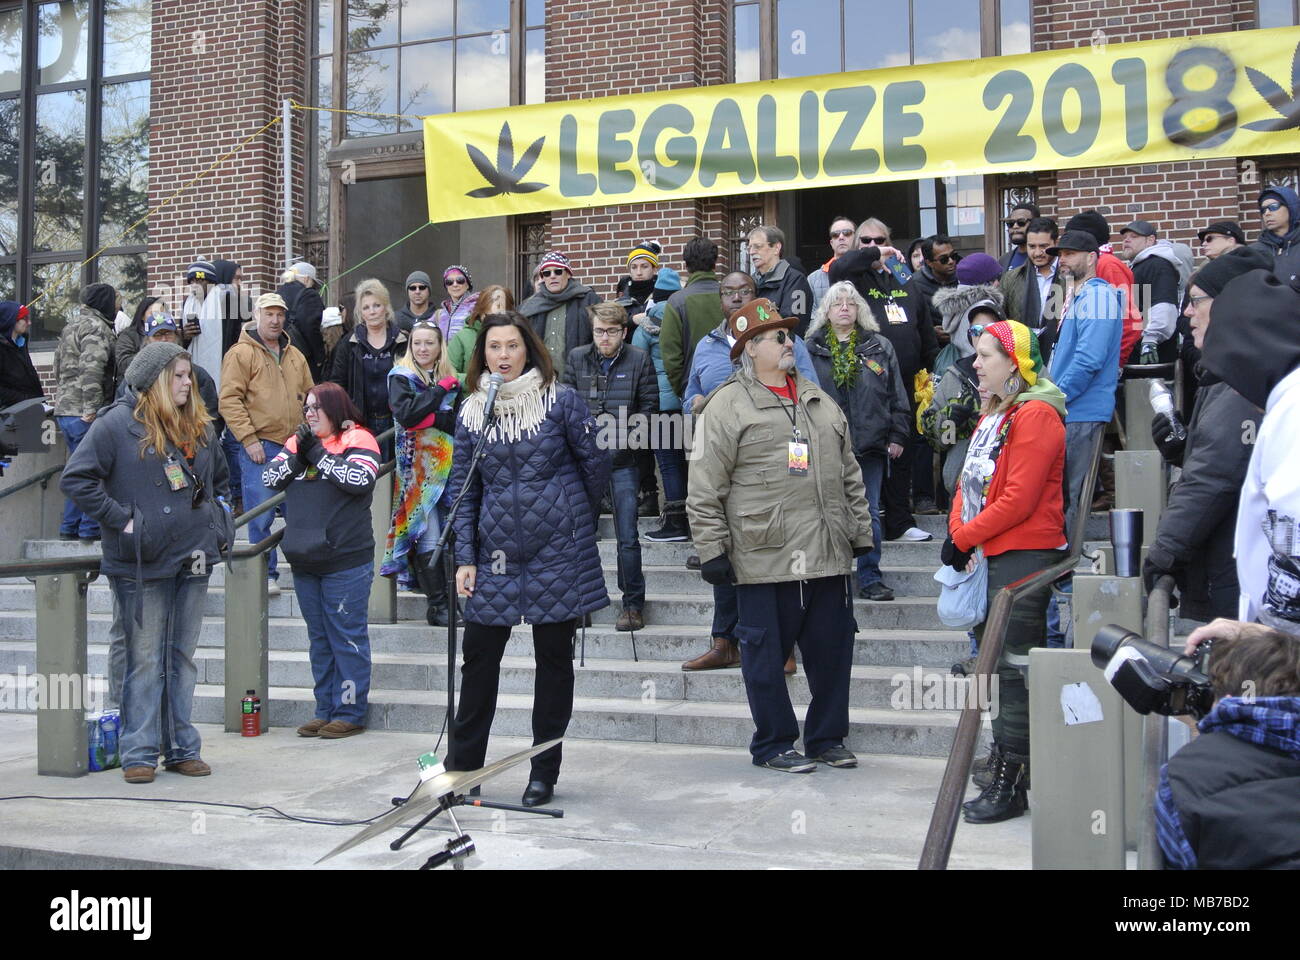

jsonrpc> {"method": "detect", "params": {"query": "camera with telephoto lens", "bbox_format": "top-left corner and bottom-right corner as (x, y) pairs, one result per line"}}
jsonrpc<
(1091, 625), (1215, 719)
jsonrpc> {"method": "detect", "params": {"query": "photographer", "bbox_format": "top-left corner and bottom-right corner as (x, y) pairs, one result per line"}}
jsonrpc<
(1155, 619), (1300, 869)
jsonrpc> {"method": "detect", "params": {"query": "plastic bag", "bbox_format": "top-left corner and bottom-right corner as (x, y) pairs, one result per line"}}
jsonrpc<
(88, 710), (121, 771)
(934, 556), (989, 629)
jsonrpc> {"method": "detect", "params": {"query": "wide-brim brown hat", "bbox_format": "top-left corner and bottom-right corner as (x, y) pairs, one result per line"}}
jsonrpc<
(728, 298), (797, 361)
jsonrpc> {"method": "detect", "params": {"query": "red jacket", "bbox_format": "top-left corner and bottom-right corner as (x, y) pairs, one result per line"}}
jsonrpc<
(949, 399), (1066, 557)
(1097, 250), (1143, 370)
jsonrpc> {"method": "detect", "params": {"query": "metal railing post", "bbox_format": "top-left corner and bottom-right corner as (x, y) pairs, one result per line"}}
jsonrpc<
(1138, 575), (1175, 870)
(369, 470), (397, 623)
(35, 572), (93, 777)
(224, 553), (270, 732)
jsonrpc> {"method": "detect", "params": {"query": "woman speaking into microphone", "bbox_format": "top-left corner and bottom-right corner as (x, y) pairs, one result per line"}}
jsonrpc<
(447, 311), (610, 807)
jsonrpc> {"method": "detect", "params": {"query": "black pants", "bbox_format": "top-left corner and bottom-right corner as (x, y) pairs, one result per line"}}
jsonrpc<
(446, 618), (577, 785)
(734, 575), (856, 763)
(882, 444), (916, 539)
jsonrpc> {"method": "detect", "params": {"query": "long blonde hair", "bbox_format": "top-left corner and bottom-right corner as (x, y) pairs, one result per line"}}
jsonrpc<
(134, 354), (213, 458)
(395, 321), (454, 386)
(353, 277), (395, 327)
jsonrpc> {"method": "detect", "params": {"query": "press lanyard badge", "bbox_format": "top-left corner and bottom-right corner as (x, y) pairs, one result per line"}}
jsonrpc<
(788, 435), (809, 476)
(884, 300), (908, 325)
(164, 457), (189, 491)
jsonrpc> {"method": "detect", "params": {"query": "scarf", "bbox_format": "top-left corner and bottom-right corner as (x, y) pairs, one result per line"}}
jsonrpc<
(828, 329), (861, 389)
(459, 367), (556, 443)
(622, 276), (656, 304)
(521, 278), (594, 316)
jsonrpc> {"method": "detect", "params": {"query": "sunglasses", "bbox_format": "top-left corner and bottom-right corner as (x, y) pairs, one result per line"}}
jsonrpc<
(932, 254), (958, 265)
(444, 276), (467, 286)
(756, 330), (791, 345)
(539, 268), (568, 278)
(859, 235), (887, 245)
(1261, 202), (1284, 214)
(1004, 218), (1030, 227)
(721, 285), (753, 296)
(829, 228), (856, 239)
(407, 283), (429, 291)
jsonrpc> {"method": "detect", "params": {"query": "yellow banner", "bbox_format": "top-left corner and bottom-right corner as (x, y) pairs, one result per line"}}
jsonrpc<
(424, 27), (1300, 224)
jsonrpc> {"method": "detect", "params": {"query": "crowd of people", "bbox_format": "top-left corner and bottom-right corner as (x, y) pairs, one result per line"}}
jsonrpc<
(0, 183), (1294, 862)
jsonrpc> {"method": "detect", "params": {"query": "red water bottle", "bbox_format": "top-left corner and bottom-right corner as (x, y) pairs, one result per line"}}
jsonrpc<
(241, 689), (261, 737)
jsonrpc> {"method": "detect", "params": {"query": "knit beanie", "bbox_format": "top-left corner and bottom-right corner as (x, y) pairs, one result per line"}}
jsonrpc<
(981, 319), (1043, 386)
(537, 251), (572, 275)
(626, 241), (662, 268)
(125, 341), (186, 392)
(955, 252), (1002, 286)
(1189, 246), (1271, 299)
(443, 264), (474, 290)
(1064, 210), (1111, 248)
(406, 270), (433, 288)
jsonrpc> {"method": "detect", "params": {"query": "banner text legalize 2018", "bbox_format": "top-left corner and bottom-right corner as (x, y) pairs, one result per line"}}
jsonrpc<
(424, 27), (1300, 224)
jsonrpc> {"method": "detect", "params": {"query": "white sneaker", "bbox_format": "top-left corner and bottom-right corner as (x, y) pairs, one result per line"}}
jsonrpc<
(267, 579), (282, 597)
(892, 526), (934, 542)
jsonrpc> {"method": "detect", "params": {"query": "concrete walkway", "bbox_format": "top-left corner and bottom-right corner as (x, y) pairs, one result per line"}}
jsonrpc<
(0, 715), (1029, 870)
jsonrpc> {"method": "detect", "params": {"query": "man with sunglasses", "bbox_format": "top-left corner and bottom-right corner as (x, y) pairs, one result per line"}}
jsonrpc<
(1250, 186), (1300, 283)
(396, 270), (437, 334)
(520, 250), (601, 379)
(1197, 221), (1245, 261)
(998, 202), (1040, 271)
(688, 298), (873, 773)
(809, 215), (857, 311)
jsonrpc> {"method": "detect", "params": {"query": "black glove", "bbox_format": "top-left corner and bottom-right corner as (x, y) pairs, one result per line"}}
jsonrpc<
(295, 422), (321, 464)
(700, 553), (736, 586)
(852, 543), (873, 558)
(1150, 413), (1185, 467)
(1141, 556), (1180, 608)
(941, 535), (973, 572)
(947, 404), (975, 429)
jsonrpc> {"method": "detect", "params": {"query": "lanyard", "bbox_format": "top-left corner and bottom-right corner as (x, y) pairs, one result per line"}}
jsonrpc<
(761, 377), (801, 442)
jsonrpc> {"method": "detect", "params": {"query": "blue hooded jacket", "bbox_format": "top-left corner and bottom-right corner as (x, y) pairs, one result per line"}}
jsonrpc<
(632, 269), (684, 412)
(1046, 276), (1123, 424)
(1255, 186), (1300, 281)
(683, 320), (821, 411)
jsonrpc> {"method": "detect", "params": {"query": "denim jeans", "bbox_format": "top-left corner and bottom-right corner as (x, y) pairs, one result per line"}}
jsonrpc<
(111, 571), (210, 769)
(58, 416), (100, 537)
(221, 428), (244, 498)
(653, 446), (688, 503)
(610, 464), (646, 609)
(1063, 421), (1104, 548)
(294, 561), (373, 724)
(855, 453), (885, 588)
(238, 438), (283, 578)
(107, 589), (127, 709)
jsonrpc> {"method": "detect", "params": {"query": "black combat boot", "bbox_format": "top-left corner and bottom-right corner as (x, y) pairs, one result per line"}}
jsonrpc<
(963, 748), (1029, 824)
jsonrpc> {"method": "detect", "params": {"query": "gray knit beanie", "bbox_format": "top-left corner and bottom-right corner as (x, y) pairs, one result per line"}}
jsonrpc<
(126, 341), (187, 392)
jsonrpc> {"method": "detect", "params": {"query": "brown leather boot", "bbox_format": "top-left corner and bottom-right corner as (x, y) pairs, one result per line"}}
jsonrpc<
(682, 636), (740, 671)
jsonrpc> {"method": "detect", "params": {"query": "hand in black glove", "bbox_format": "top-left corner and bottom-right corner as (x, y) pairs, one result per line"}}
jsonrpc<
(700, 553), (736, 586)
(1141, 556), (1179, 607)
(295, 422), (321, 464)
(1150, 413), (1185, 467)
(852, 542), (873, 558)
(941, 535), (973, 572)
(947, 404), (975, 430)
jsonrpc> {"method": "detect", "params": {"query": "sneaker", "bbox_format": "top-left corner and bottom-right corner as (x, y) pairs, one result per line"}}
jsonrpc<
(267, 579), (282, 597)
(814, 745), (858, 768)
(858, 582), (895, 601)
(59, 531), (78, 541)
(951, 656), (979, 677)
(891, 526), (934, 542)
(643, 516), (690, 542)
(760, 750), (817, 773)
(914, 498), (941, 515)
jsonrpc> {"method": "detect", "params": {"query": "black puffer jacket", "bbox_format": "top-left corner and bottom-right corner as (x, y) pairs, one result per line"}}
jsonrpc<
(806, 327), (910, 457)
(0, 334), (43, 407)
(328, 322), (407, 423)
(1148, 373), (1261, 622)
(561, 342), (658, 468)
(754, 259), (814, 337)
(289, 285), (327, 383)
(451, 383), (611, 626)
(830, 248), (939, 388)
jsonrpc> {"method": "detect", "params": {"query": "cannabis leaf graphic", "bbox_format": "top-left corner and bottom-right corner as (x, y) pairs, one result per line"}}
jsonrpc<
(1243, 41), (1300, 132)
(464, 122), (548, 198)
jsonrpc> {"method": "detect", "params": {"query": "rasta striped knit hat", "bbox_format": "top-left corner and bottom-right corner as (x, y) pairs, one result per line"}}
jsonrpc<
(979, 319), (1043, 387)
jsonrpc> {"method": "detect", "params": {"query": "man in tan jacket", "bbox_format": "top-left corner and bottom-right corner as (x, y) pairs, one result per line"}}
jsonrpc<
(687, 298), (874, 773)
(219, 292), (313, 593)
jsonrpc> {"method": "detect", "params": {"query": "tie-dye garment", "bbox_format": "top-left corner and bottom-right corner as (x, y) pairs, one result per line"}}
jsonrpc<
(382, 371), (456, 578)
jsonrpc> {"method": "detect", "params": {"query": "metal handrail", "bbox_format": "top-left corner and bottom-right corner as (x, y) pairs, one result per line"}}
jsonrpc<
(0, 461), (64, 502)
(1138, 573), (1176, 870)
(919, 424), (1105, 870)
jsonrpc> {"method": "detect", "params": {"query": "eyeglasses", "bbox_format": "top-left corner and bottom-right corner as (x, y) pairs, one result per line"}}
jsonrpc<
(721, 286), (754, 297)
(829, 228), (856, 239)
(1187, 293), (1212, 307)
(593, 326), (624, 338)
(407, 284), (429, 291)
(1004, 218), (1030, 227)
(933, 254), (957, 265)
(859, 235), (887, 245)
(1261, 202), (1283, 214)
(756, 330), (791, 345)
(444, 276), (467, 286)
(539, 269), (568, 278)
(303, 402), (321, 415)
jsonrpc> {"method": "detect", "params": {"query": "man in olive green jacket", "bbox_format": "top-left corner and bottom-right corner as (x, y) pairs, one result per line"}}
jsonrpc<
(687, 298), (873, 774)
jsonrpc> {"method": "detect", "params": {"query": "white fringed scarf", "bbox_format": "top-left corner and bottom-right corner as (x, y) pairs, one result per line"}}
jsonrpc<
(458, 367), (557, 443)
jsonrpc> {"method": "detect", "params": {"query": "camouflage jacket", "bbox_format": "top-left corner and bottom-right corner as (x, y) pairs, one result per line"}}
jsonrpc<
(920, 354), (981, 494)
(53, 306), (116, 417)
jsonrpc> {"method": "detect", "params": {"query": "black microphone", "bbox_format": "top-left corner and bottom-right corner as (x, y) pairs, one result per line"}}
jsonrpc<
(482, 372), (505, 422)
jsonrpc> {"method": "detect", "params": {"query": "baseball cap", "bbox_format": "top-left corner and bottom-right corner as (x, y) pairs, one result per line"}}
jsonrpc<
(1197, 220), (1246, 245)
(257, 292), (288, 311)
(1120, 220), (1157, 237)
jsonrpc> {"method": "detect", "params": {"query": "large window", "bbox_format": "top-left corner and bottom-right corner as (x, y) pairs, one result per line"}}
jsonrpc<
(3, 0), (150, 344)
(1258, 0), (1300, 27)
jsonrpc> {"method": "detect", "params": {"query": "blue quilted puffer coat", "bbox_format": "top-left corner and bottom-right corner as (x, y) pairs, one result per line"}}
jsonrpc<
(450, 384), (612, 626)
